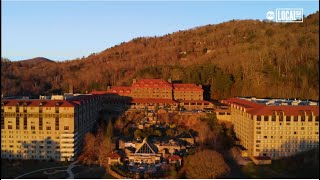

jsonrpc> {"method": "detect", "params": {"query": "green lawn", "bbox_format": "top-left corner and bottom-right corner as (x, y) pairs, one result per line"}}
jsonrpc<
(1, 159), (68, 179)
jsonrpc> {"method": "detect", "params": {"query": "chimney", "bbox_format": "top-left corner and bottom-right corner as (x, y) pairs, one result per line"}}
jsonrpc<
(168, 78), (172, 83)
(107, 86), (111, 90)
(69, 84), (74, 94)
(133, 79), (137, 84)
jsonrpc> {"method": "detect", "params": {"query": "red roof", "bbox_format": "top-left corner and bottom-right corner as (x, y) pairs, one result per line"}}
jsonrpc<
(1, 95), (100, 108)
(178, 100), (211, 104)
(132, 98), (178, 104)
(2, 99), (76, 107)
(90, 91), (108, 95)
(132, 79), (172, 89)
(108, 152), (121, 158)
(107, 86), (132, 96)
(173, 84), (203, 92)
(168, 155), (182, 160)
(223, 98), (319, 116)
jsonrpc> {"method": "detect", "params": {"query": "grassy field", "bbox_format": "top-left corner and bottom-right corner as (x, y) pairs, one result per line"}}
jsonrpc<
(1, 159), (67, 179)
(241, 149), (319, 179)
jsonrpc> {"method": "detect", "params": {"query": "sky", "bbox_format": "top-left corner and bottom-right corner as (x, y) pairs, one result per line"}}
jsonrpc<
(2, 1), (319, 61)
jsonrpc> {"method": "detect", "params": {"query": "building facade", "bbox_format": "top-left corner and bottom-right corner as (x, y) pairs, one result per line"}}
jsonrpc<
(90, 78), (212, 111)
(131, 79), (173, 99)
(173, 84), (203, 100)
(223, 97), (319, 164)
(1, 95), (102, 161)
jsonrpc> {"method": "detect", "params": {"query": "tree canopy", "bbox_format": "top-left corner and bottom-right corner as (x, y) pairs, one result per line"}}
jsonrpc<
(184, 149), (230, 178)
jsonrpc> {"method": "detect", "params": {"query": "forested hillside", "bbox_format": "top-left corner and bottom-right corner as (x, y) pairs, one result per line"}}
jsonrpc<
(1, 12), (319, 100)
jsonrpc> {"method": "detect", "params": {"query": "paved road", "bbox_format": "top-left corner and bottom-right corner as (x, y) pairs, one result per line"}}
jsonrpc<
(67, 161), (78, 179)
(15, 161), (79, 179)
(14, 165), (69, 179)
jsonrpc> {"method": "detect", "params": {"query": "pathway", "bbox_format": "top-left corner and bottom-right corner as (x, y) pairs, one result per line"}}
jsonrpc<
(67, 160), (78, 179)
(15, 160), (79, 179)
(14, 165), (69, 179)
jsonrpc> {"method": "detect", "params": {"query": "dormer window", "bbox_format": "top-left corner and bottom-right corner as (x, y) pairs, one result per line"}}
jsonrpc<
(279, 111), (284, 121)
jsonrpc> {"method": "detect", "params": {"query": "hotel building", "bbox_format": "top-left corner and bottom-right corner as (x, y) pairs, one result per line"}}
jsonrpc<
(91, 78), (212, 111)
(1, 95), (102, 161)
(223, 97), (319, 164)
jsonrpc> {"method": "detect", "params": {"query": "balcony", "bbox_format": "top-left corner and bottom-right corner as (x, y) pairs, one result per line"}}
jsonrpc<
(60, 152), (74, 156)
(60, 138), (74, 143)
(61, 133), (75, 138)
(60, 147), (74, 151)
(61, 132), (78, 137)
(60, 143), (74, 147)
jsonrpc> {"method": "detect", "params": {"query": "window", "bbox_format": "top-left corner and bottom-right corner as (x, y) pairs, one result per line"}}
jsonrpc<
(46, 126), (51, 130)
(286, 116), (291, 121)
(257, 116), (261, 121)
(64, 126), (69, 130)
(279, 114), (284, 121)
(294, 116), (298, 121)
(264, 116), (269, 121)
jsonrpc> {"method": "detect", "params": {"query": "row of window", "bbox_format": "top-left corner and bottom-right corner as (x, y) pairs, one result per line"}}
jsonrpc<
(7, 107), (71, 110)
(256, 139), (319, 143)
(256, 144), (319, 148)
(3, 113), (74, 118)
(7, 125), (69, 131)
(256, 145), (318, 152)
(256, 131), (319, 135)
(1, 154), (68, 160)
(256, 115), (319, 122)
(2, 130), (62, 134)
(257, 126), (318, 130)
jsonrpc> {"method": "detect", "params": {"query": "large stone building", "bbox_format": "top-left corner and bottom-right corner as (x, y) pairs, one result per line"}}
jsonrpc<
(131, 79), (173, 99)
(223, 97), (319, 164)
(1, 95), (102, 161)
(172, 84), (203, 100)
(91, 78), (213, 111)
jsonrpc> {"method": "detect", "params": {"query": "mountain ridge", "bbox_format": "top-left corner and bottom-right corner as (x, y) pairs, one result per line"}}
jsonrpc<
(1, 11), (319, 100)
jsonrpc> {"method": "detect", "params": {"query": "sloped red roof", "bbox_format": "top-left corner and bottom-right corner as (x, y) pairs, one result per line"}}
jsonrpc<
(132, 79), (172, 89)
(107, 86), (132, 96)
(90, 91), (109, 95)
(168, 155), (182, 160)
(132, 98), (178, 104)
(223, 98), (319, 116)
(173, 84), (203, 92)
(2, 99), (76, 107)
(178, 100), (211, 104)
(2, 95), (100, 108)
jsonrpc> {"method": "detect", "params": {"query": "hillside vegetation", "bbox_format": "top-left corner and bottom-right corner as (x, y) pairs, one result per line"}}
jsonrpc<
(1, 12), (319, 100)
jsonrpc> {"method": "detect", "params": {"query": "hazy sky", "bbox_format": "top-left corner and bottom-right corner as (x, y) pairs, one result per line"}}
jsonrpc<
(2, 1), (319, 61)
